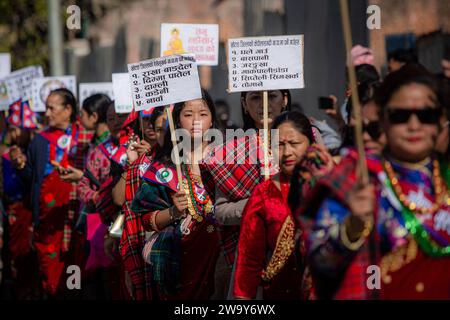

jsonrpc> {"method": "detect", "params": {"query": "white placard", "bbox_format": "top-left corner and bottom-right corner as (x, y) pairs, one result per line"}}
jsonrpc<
(0, 53), (11, 111)
(3, 66), (44, 105)
(0, 53), (11, 78)
(112, 73), (133, 113)
(0, 80), (9, 111)
(161, 23), (219, 66)
(79, 82), (114, 108)
(227, 35), (304, 92)
(127, 55), (202, 111)
(31, 75), (77, 112)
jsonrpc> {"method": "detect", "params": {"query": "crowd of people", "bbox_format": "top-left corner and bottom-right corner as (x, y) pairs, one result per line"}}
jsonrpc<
(0, 45), (449, 300)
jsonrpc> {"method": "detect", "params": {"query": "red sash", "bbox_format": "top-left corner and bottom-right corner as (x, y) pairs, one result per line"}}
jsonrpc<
(141, 161), (179, 192)
(98, 138), (118, 159)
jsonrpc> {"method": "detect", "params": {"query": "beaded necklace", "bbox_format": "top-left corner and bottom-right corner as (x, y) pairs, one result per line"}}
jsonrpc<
(94, 130), (110, 146)
(183, 164), (212, 223)
(383, 159), (447, 214)
(382, 158), (450, 257)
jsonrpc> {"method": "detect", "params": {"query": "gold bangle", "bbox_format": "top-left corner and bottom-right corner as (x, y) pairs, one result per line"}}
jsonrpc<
(16, 162), (26, 170)
(150, 210), (161, 232)
(340, 216), (373, 251)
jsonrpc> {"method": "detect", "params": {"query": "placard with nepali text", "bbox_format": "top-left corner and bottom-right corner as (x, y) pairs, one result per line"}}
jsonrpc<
(127, 55), (202, 111)
(3, 65), (44, 105)
(161, 23), (219, 66)
(227, 35), (304, 92)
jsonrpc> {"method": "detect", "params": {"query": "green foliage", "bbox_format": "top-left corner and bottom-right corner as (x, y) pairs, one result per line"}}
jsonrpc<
(0, 0), (50, 73)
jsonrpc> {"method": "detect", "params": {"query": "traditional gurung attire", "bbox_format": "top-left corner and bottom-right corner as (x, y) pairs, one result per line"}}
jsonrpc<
(19, 121), (92, 295)
(233, 175), (305, 300)
(131, 161), (220, 300)
(119, 147), (158, 300)
(1, 100), (39, 298)
(90, 113), (141, 300)
(77, 131), (114, 271)
(203, 132), (278, 298)
(234, 145), (331, 300)
(2, 150), (38, 298)
(301, 149), (450, 299)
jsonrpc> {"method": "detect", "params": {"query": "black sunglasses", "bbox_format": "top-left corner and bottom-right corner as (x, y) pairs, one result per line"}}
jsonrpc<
(345, 121), (383, 145)
(363, 121), (383, 140)
(387, 107), (441, 125)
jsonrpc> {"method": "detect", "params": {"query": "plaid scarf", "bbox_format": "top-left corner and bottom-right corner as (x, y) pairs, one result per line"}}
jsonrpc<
(297, 149), (381, 299)
(202, 133), (275, 266)
(95, 176), (121, 224)
(203, 134), (266, 201)
(130, 160), (217, 296)
(119, 152), (154, 300)
(131, 180), (181, 296)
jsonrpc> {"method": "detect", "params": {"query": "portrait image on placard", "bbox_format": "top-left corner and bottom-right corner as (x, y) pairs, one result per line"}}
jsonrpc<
(161, 23), (219, 66)
(31, 76), (76, 112)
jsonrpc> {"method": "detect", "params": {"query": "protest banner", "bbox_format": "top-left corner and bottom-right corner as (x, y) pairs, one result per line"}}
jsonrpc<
(227, 35), (304, 92)
(112, 73), (133, 113)
(227, 35), (304, 179)
(31, 75), (77, 112)
(79, 82), (114, 108)
(127, 54), (201, 112)
(3, 66), (44, 107)
(161, 23), (219, 66)
(128, 55), (202, 187)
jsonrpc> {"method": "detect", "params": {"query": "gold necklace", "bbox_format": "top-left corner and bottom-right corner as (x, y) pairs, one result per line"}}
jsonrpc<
(383, 159), (447, 214)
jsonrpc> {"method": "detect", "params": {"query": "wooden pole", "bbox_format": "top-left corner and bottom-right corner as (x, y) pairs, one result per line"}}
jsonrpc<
(263, 91), (270, 181)
(139, 112), (145, 141)
(166, 105), (183, 189)
(339, 0), (369, 185)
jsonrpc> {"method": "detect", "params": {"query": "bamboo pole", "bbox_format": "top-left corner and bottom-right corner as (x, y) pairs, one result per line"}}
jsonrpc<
(339, 0), (369, 185)
(166, 105), (183, 189)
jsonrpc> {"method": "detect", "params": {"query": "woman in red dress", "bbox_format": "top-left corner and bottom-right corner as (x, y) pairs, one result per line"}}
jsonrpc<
(233, 111), (333, 300)
(13, 88), (92, 297)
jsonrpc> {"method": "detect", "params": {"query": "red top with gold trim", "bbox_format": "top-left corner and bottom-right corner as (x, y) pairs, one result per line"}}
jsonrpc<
(234, 175), (311, 300)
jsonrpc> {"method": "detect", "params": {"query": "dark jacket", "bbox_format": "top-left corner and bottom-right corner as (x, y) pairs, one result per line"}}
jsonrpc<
(18, 134), (49, 225)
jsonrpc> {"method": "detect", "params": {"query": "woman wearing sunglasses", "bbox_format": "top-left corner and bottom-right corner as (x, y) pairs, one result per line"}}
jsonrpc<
(300, 64), (450, 299)
(342, 81), (387, 155)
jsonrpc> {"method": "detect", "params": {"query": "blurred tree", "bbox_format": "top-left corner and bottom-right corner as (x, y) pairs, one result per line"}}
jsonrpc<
(0, 0), (110, 74)
(0, 0), (50, 73)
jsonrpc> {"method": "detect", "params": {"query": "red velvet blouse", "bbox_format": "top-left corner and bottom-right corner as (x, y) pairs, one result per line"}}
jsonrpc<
(233, 179), (305, 300)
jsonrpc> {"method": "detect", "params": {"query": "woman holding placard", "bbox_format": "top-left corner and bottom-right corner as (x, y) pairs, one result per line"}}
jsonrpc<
(204, 89), (290, 299)
(11, 88), (92, 297)
(119, 107), (167, 300)
(131, 89), (221, 300)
